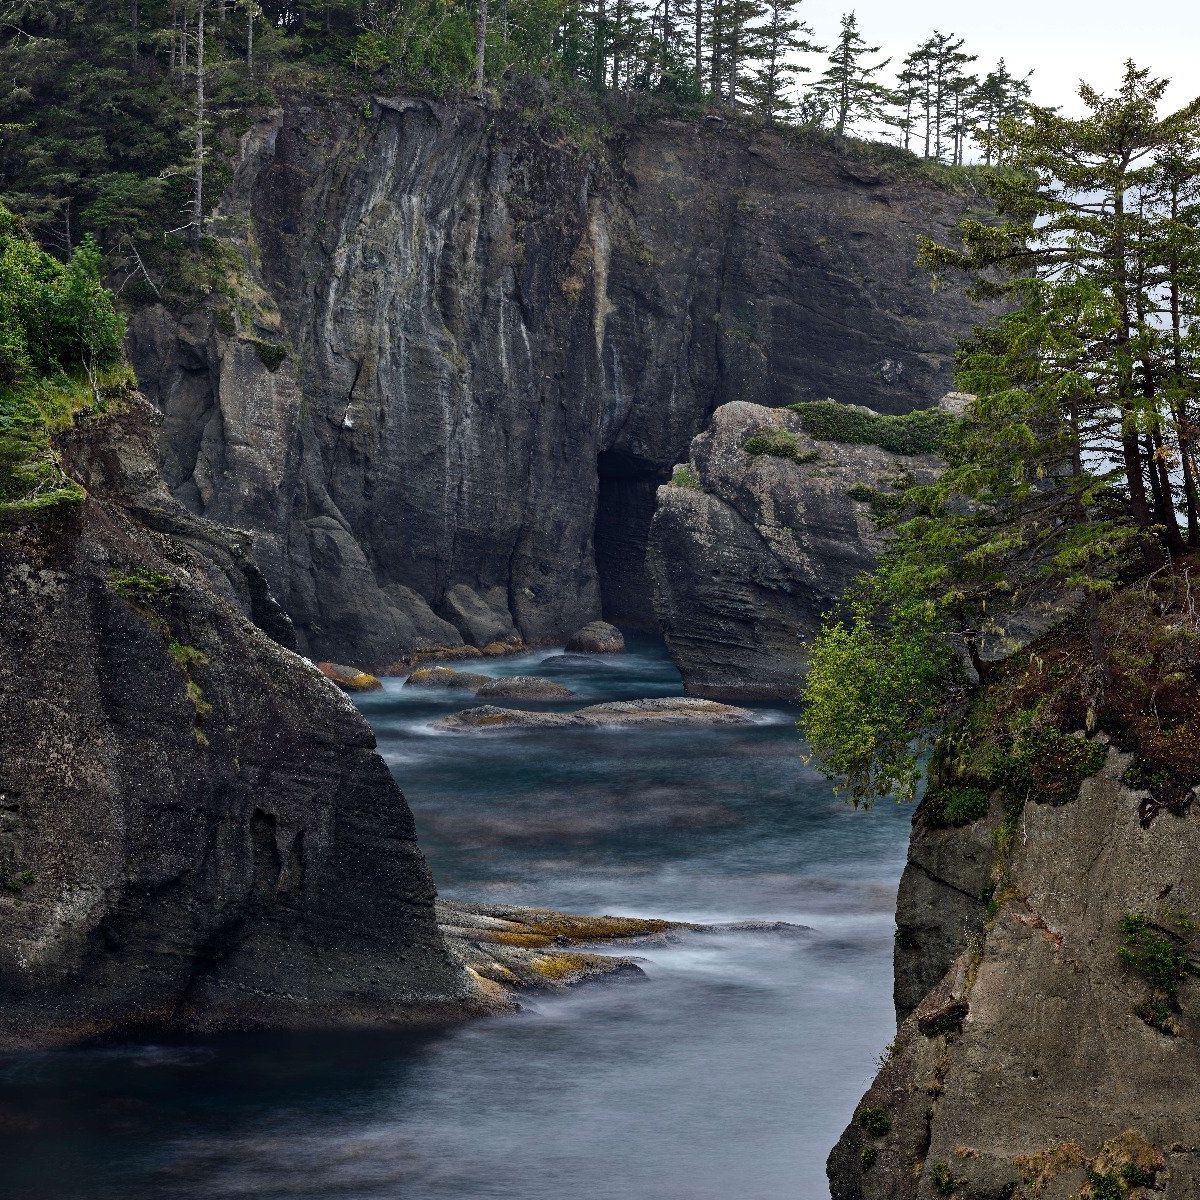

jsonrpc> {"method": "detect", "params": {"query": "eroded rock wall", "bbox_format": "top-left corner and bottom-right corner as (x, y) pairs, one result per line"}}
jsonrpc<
(0, 397), (477, 1048)
(828, 749), (1200, 1200)
(647, 400), (939, 700)
(128, 98), (980, 665)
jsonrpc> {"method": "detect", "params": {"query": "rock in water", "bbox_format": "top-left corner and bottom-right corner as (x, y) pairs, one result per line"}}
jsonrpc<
(317, 661), (383, 692)
(433, 697), (752, 731)
(404, 666), (494, 690)
(648, 401), (940, 701)
(565, 621), (626, 654)
(0, 397), (483, 1049)
(476, 676), (576, 700)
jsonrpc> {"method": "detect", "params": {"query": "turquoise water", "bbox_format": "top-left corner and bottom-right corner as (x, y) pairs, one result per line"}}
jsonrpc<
(0, 637), (911, 1199)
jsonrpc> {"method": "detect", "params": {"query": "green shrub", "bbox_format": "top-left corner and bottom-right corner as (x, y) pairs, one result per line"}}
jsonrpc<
(930, 1161), (957, 1196)
(109, 568), (176, 605)
(251, 339), (288, 371)
(670, 464), (702, 490)
(742, 428), (820, 463)
(1118, 914), (1190, 997)
(940, 784), (990, 826)
(788, 399), (953, 456)
(0, 206), (128, 515)
(860, 1146), (878, 1171)
(856, 1106), (891, 1136)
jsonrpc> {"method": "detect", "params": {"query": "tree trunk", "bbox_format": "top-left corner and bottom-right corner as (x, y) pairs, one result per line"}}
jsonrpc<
(192, 0), (205, 244)
(475, 0), (487, 94)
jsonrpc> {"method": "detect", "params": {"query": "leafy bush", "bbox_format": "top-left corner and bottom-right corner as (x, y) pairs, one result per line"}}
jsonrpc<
(788, 400), (953, 456)
(0, 206), (130, 515)
(856, 1106), (891, 1136)
(742, 428), (820, 463)
(940, 784), (990, 825)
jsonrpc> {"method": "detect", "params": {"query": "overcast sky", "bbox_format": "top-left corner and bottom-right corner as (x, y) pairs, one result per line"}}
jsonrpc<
(795, 0), (1199, 116)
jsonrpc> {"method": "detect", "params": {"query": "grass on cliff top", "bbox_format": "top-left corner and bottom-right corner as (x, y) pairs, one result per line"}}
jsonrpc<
(0, 204), (129, 516)
(788, 400), (954, 457)
(932, 564), (1200, 813)
(0, 364), (134, 515)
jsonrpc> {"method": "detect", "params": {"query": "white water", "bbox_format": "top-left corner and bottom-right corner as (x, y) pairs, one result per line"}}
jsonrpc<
(0, 636), (910, 1199)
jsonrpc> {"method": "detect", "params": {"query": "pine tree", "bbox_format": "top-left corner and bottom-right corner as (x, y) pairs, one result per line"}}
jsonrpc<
(812, 11), (888, 136)
(741, 0), (818, 122)
(801, 64), (1200, 805)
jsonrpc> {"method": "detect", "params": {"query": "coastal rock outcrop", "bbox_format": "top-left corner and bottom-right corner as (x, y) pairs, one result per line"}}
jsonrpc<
(647, 400), (940, 700)
(0, 396), (479, 1048)
(127, 99), (982, 666)
(827, 746), (1200, 1200)
(433, 696), (754, 731)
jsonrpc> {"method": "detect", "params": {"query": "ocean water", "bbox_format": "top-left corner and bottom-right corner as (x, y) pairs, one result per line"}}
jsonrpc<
(0, 637), (912, 1199)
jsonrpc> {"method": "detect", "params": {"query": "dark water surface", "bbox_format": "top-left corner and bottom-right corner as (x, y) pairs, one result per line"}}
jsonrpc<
(0, 637), (910, 1199)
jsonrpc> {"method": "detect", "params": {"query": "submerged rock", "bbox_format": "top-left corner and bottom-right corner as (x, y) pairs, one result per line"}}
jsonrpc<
(476, 676), (576, 701)
(565, 621), (626, 654)
(317, 661), (383, 692)
(536, 652), (620, 675)
(404, 666), (493, 690)
(433, 696), (753, 731)
(437, 902), (805, 995)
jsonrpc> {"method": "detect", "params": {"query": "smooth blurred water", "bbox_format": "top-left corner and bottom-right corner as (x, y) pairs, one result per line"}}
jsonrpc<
(0, 636), (911, 1200)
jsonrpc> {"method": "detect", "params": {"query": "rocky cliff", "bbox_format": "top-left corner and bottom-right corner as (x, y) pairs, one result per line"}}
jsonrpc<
(827, 750), (1200, 1200)
(0, 393), (480, 1048)
(647, 399), (942, 700)
(128, 97), (981, 666)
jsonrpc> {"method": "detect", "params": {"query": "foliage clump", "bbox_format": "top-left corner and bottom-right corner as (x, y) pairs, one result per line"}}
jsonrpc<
(788, 400), (953, 456)
(742, 428), (820, 463)
(938, 785), (990, 826)
(856, 1105), (891, 1136)
(670, 464), (702, 490)
(1118, 913), (1192, 1035)
(0, 206), (128, 515)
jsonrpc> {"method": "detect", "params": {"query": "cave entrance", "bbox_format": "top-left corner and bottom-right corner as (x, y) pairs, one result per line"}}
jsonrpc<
(594, 450), (671, 631)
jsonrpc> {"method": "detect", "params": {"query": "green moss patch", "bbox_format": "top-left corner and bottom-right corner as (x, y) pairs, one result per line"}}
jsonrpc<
(250, 339), (288, 371)
(670, 464), (702, 490)
(856, 1105), (891, 1136)
(742, 428), (820, 463)
(788, 400), (953, 456)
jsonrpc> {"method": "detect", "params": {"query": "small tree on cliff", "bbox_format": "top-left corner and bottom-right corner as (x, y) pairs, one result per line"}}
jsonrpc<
(801, 63), (1200, 806)
(812, 12), (889, 136)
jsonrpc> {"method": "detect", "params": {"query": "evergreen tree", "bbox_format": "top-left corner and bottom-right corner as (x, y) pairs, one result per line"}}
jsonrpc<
(812, 11), (888, 136)
(741, 0), (818, 122)
(801, 63), (1200, 805)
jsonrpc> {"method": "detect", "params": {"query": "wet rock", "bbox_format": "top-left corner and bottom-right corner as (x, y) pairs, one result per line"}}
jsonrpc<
(433, 696), (753, 731)
(317, 661), (383, 692)
(476, 676), (576, 701)
(404, 666), (493, 690)
(565, 621), (626, 654)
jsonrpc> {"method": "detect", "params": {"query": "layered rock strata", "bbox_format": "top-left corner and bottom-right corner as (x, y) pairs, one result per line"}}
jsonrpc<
(128, 98), (981, 665)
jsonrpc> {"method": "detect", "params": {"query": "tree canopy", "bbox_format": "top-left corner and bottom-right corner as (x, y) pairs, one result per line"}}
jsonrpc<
(801, 63), (1200, 806)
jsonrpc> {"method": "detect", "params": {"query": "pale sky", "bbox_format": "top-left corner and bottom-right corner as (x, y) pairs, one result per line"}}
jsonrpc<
(795, 0), (1199, 116)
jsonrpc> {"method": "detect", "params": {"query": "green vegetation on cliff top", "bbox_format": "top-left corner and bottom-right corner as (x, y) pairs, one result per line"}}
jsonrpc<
(0, 205), (128, 516)
(802, 65), (1200, 811)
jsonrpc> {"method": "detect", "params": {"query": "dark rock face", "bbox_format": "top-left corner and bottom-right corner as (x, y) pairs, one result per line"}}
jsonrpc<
(128, 99), (982, 667)
(828, 748), (1200, 1199)
(0, 399), (477, 1049)
(647, 401), (939, 700)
